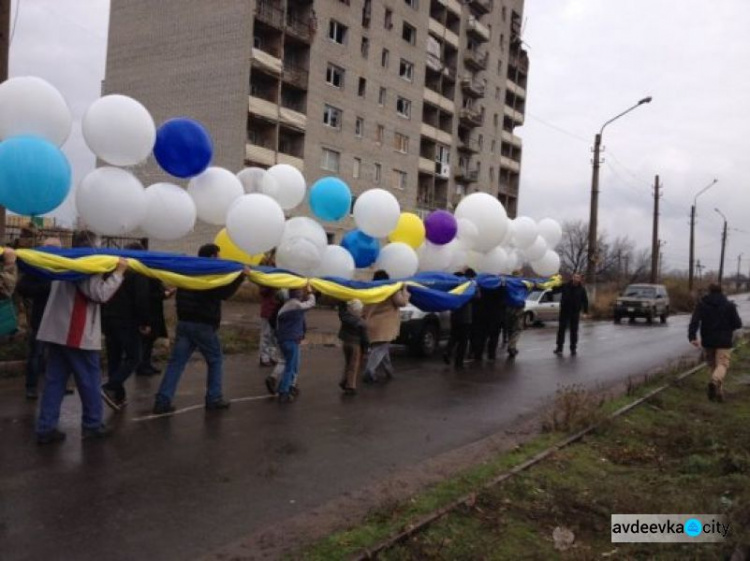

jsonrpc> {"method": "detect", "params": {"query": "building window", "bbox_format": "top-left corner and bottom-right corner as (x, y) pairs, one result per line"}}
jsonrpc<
(392, 170), (407, 190)
(353, 157), (361, 179)
(404, 0), (418, 9)
(394, 132), (409, 154)
(328, 20), (347, 44)
(493, 113), (499, 127)
(378, 87), (387, 106)
(399, 59), (414, 81)
(489, 167), (495, 183)
(321, 148), (341, 172)
(358, 77), (367, 97)
(384, 8), (393, 29)
(402, 22), (416, 45)
(502, 6), (507, 21)
(478, 134), (484, 150)
(355, 116), (364, 137)
(361, 37), (369, 58)
(495, 86), (501, 100)
(376, 124), (385, 144)
(374, 163), (382, 184)
(497, 59), (502, 75)
(381, 48), (390, 68)
(253, 36), (262, 49)
(326, 64), (345, 88)
(500, 33), (505, 49)
(491, 139), (496, 153)
(323, 104), (342, 129)
(396, 97), (411, 119)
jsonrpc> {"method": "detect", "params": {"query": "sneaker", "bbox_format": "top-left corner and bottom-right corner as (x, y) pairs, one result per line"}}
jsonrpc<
(343, 387), (357, 396)
(37, 429), (67, 445)
(442, 353), (450, 365)
(508, 348), (519, 358)
(205, 399), (231, 411)
(265, 375), (278, 396)
(277, 392), (295, 404)
(152, 401), (176, 415)
(82, 425), (113, 440)
(25, 388), (38, 401)
(290, 385), (300, 398)
(570, 348), (577, 356)
(553, 348), (563, 355)
(101, 387), (124, 412)
(707, 381), (717, 401)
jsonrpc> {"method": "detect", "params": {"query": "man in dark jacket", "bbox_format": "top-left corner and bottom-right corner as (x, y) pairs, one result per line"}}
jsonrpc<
(153, 244), (246, 414)
(443, 269), (476, 368)
(137, 278), (173, 376)
(688, 283), (743, 402)
(554, 273), (589, 356)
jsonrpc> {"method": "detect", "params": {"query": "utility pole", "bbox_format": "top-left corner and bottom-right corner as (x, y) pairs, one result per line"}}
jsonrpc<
(688, 179), (718, 292)
(650, 175), (660, 284)
(716, 208), (728, 286)
(696, 260), (703, 285)
(587, 132), (602, 286)
(0, 0), (10, 243)
(736, 253), (743, 292)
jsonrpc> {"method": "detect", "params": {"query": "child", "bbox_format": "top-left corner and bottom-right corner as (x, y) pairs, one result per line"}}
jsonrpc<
(338, 299), (369, 395)
(274, 284), (316, 403)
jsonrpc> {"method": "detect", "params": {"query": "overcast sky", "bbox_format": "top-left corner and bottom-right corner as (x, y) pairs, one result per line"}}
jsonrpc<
(9, 0), (750, 273)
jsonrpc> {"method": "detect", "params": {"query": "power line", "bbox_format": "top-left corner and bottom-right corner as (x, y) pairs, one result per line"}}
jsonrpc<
(525, 112), (590, 144)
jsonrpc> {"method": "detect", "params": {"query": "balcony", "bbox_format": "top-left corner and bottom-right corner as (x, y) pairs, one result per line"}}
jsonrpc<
(469, 0), (492, 14)
(429, 18), (460, 49)
(245, 143), (304, 171)
(285, 12), (313, 43)
(436, 0), (462, 17)
(418, 157), (434, 174)
(283, 64), (309, 90)
(501, 130), (522, 148)
(250, 48), (282, 75)
(500, 155), (521, 173)
(463, 49), (488, 71)
(457, 137), (480, 153)
(248, 95), (307, 131)
(460, 77), (485, 98)
(459, 107), (484, 127)
(255, 1), (284, 29)
(505, 78), (526, 99)
(423, 87), (455, 114)
(466, 16), (490, 42)
(504, 104), (524, 125)
(420, 122), (453, 146)
(455, 167), (479, 183)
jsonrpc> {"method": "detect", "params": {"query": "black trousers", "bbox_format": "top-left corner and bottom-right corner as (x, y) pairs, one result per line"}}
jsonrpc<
(556, 312), (580, 350)
(445, 323), (471, 366)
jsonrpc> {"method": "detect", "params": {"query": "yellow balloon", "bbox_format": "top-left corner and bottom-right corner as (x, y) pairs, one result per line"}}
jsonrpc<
(388, 212), (425, 249)
(214, 228), (263, 265)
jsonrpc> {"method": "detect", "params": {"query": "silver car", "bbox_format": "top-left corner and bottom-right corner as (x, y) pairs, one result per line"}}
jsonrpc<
(523, 289), (561, 327)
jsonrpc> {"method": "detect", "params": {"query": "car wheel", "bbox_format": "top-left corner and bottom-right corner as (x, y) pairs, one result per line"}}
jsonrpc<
(660, 307), (668, 324)
(614, 314), (622, 324)
(523, 312), (534, 329)
(646, 310), (654, 324)
(415, 323), (439, 357)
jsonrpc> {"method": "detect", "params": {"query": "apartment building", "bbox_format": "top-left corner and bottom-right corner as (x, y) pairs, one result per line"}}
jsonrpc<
(103, 0), (527, 250)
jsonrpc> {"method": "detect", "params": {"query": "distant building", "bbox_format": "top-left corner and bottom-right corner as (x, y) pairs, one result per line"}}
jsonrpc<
(103, 0), (527, 251)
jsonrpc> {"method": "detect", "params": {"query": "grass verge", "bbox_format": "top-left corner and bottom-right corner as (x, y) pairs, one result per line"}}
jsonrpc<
(294, 347), (750, 560)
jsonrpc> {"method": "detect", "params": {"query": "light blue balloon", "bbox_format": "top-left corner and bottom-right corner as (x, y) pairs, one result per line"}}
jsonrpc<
(0, 136), (72, 216)
(309, 176), (352, 222)
(341, 229), (379, 268)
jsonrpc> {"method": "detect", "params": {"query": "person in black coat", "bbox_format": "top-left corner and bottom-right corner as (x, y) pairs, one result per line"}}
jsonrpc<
(688, 283), (743, 401)
(443, 269), (476, 368)
(137, 278), (173, 376)
(553, 273), (589, 356)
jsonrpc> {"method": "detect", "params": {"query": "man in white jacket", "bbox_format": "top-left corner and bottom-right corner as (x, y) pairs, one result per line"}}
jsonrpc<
(36, 231), (128, 444)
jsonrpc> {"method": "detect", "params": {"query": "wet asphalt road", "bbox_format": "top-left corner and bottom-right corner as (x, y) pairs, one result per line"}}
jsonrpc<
(2, 296), (749, 561)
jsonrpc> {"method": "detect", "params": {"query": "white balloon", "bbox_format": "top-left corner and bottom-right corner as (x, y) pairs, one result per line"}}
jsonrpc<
(315, 245), (355, 280)
(353, 188), (401, 238)
(82, 95), (155, 166)
(466, 250), (483, 271)
(417, 241), (453, 272)
(456, 218), (479, 250)
(76, 167), (147, 235)
(276, 237), (321, 277)
(512, 216), (538, 249)
(454, 193), (509, 252)
(500, 220), (514, 247)
(226, 194), (285, 255)
(376, 242), (419, 279)
(187, 167), (244, 225)
(525, 235), (548, 262)
(141, 183), (197, 241)
(237, 167), (268, 194)
(280, 217), (328, 253)
(263, 164), (306, 210)
(538, 218), (563, 248)
(477, 246), (508, 275)
(446, 239), (468, 271)
(531, 250), (561, 277)
(0, 77), (72, 146)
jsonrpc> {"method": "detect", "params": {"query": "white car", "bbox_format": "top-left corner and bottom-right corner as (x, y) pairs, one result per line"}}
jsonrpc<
(523, 289), (561, 327)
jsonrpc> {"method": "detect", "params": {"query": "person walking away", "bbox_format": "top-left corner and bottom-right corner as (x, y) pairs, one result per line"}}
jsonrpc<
(153, 244), (246, 414)
(443, 270), (475, 368)
(35, 231), (127, 444)
(688, 283), (743, 402)
(16, 238), (61, 399)
(554, 273), (589, 356)
(362, 270), (410, 383)
(137, 279), (173, 376)
(480, 285), (506, 360)
(504, 273), (530, 358)
(275, 284), (316, 403)
(101, 242), (151, 411)
(338, 299), (369, 395)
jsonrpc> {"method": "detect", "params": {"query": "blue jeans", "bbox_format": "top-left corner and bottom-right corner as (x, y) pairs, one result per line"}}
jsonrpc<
(103, 321), (142, 399)
(25, 330), (46, 391)
(155, 321), (224, 406)
(278, 340), (300, 395)
(37, 344), (103, 434)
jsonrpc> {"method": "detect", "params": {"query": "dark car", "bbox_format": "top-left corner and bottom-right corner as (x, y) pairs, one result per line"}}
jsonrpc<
(394, 304), (451, 356)
(614, 284), (670, 324)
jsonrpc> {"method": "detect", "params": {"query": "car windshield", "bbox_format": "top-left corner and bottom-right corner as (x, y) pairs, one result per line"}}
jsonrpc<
(623, 286), (656, 298)
(527, 290), (544, 301)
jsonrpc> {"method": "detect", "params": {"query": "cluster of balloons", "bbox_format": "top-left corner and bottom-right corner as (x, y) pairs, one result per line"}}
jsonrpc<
(0, 75), (563, 279)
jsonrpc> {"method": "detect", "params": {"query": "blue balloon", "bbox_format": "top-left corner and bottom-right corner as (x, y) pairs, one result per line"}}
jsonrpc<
(341, 229), (380, 268)
(309, 177), (352, 222)
(0, 136), (71, 216)
(153, 118), (213, 178)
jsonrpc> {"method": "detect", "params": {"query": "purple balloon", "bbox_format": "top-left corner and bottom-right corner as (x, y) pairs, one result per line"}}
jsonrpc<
(424, 210), (457, 245)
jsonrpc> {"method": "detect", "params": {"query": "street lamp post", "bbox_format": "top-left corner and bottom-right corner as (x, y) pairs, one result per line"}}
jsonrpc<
(688, 178), (718, 292)
(715, 208), (728, 286)
(587, 96), (653, 286)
